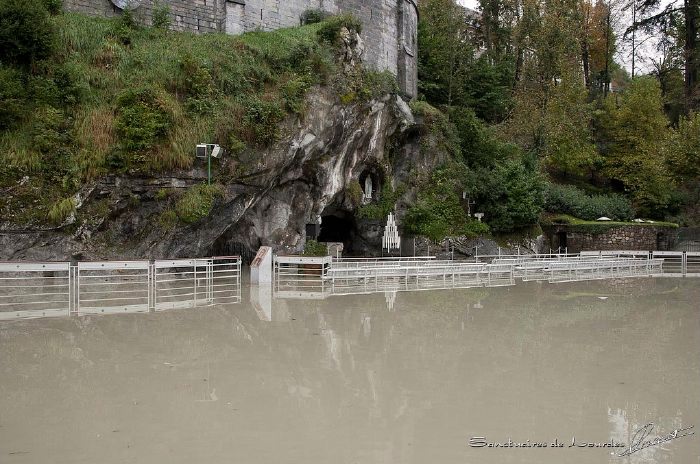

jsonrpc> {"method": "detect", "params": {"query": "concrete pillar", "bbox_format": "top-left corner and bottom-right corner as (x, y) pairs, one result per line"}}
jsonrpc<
(251, 246), (272, 284)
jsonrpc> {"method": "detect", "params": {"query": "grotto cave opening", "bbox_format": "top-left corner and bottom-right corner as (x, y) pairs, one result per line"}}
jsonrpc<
(317, 208), (357, 253)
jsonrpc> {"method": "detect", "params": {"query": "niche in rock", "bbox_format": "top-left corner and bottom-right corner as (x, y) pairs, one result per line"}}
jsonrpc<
(358, 168), (383, 204)
(318, 207), (357, 252)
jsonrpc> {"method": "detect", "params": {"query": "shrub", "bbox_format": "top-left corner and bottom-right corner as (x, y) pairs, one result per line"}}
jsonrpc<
(301, 9), (326, 25)
(544, 183), (634, 221)
(357, 183), (405, 220)
(317, 14), (362, 43)
(281, 75), (311, 114)
(303, 239), (327, 256)
(0, 66), (27, 130)
(0, 0), (55, 67)
(48, 197), (76, 225)
(41, 0), (62, 15)
(152, 1), (170, 30)
(115, 86), (174, 154)
(404, 169), (490, 241)
(473, 158), (547, 232)
(157, 209), (178, 229)
(175, 184), (222, 224)
(345, 182), (363, 208)
(241, 96), (285, 146)
(361, 70), (398, 99)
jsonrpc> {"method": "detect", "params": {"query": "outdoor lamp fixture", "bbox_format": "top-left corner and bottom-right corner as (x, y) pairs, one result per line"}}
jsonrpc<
(196, 144), (222, 185)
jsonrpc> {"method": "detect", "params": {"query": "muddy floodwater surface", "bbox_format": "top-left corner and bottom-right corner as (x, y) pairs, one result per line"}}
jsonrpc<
(1, 278), (698, 464)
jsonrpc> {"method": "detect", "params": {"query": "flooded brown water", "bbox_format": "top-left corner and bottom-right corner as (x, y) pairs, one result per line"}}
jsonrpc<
(1, 278), (698, 464)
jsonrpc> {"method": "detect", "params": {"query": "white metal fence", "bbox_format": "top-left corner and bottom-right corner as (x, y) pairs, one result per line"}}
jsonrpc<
(271, 251), (682, 300)
(0, 262), (71, 321)
(0, 256), (241, 320)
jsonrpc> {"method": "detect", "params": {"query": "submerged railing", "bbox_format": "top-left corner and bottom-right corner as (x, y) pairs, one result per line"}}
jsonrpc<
(0, 256), (241, 320)
(271, 252), (677, 300)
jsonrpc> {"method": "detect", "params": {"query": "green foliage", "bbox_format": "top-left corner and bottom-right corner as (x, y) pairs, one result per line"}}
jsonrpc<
(596, 77), (674, 215)
(544, 183), (634, 221)
(0, 0), (55, 68)
(345, 182), (363, 208)
(667, 112), (700, 182)
(115, 86), (174, 156)
(157, 209), (178, 230)
(174, 184), (223, 224)
(404, 166), (490, 241)
(41, 0), (62, 15)
(301, 9), (326, 25)
(410, 100), (461, 158)
(317, 14), (362, 43)
(474, 158), (547, 233)
(357, 183), (405, 220)
(303, 239), (328, 256)
(47, 197), (76, 225)
(0, 66), (27, 130)
(447, 106), (518, 167)
(151, 1), (171, 31)
(281, 75), (311, 114)
(240, 96), (286, 147)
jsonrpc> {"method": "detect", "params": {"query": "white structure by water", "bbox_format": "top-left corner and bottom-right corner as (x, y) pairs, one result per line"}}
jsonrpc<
(382, 213), (401, 252)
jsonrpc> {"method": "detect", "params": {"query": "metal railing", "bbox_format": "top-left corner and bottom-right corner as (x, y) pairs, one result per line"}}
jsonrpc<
(77, 260), (151, 314)
(273, 255), (332, 293)
(652, 251), (700, 276)
(0, 256), (241, 320)
(0, 262), (71, 321)
(272, 252), (676, 299)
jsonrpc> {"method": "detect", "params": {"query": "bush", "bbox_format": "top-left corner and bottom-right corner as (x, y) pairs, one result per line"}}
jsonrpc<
(404, 168), (490, 241)
(545, 183), (634, 221)
(474, 158), (547, 232)
(301, 9), (326, 25)
(303, 239), (328, 256)
(115, 86), (174, 154)
(0, 66), (27, 130)
(47, 197), (76, 225)
(175, 184), (222, 224)
(317, 14), (362, 43)
(241, 96), (285, 146)
(151, 1), (170, 30)
(0, 0), (55, 67)
(357, 183), (405, 220)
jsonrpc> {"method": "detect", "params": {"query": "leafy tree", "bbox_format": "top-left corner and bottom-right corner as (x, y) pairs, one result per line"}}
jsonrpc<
(596, 77), (674, 215)
(417, 0), (474, 106)
(667, 111), (700, 181)
(0, 0), (55, 68)
(474, 157), (547, 232)
(626, 0), (700, 111)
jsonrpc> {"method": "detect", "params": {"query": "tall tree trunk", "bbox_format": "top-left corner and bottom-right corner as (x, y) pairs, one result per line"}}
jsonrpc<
(631, 0), (636, 78)
(581, 1), (591, 88)
(686, 0), (699, 110)
(604, 4), (611, 95)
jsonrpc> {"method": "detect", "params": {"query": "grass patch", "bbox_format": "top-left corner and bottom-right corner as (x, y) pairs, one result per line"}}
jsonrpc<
(174, 184), (223, 224)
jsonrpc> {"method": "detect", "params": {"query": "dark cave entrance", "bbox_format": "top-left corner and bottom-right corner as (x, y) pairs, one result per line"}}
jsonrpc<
(556, 231), (568, 250)
(317, 208), (357, 252)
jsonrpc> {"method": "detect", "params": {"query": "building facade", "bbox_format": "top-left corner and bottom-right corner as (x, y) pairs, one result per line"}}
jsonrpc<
(63, 0), (419, 97)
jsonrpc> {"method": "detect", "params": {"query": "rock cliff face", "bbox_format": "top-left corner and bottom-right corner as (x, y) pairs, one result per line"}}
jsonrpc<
(0, 86), (431, 261)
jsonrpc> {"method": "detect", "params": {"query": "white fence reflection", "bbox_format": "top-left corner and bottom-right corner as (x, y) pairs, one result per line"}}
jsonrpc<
(0, 256), (241, 321)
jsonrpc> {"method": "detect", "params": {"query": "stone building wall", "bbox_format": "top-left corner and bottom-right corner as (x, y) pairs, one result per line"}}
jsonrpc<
(544, 225), (678, 253)
(62, 0), (418, 97)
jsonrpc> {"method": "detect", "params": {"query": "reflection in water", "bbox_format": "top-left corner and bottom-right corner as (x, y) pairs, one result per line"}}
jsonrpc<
(0, 278), (698, 464)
